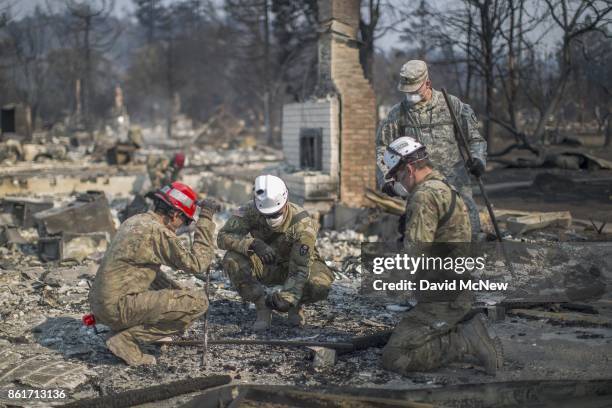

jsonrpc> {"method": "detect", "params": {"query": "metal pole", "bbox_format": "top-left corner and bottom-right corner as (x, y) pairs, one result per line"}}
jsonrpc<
(440, 88), (504, 242)
(201, 269), (210, 368)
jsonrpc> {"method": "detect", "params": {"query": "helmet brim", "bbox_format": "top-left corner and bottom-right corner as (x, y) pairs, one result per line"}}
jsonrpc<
(146, 190), (195, 221)
(397, 80), (424, 93)
(255, 199), (287, 215)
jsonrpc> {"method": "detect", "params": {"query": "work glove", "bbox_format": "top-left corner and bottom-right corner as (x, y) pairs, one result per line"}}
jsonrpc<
(466, 158), (485, 177)
(249, 239), (276, 265)
(382, 180), (398, 197)
(196, 198), (221, 220)
(265, 291), (293, 312)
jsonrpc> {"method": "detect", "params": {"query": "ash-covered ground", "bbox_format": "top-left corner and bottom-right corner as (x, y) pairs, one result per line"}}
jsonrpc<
(1, 215), (612, 407)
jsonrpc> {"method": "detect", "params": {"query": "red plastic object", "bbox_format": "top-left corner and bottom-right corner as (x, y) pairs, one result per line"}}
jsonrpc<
(82, 313), (96, 326)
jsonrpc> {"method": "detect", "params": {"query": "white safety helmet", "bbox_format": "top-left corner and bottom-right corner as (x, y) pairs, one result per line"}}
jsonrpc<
(253, 174), (289, 215)
(383, 137), (427, 177)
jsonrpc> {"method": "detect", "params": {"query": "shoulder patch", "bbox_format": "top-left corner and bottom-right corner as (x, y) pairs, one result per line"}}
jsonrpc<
(299, 244), (309, 256)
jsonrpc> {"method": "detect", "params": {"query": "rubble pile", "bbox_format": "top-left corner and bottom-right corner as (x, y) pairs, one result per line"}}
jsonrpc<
(1, 197), (611, 407)
(1, 123), (611, 407)
(0, 193), (115, 265)
(2, 226), (611, 406)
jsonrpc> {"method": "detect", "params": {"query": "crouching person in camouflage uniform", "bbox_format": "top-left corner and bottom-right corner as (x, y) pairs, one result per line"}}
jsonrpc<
(218, 175), (334, 331)
(380, 137), (502, 375)
(89, 182), (217, 366)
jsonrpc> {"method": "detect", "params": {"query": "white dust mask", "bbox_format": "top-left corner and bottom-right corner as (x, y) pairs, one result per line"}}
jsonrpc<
(266, 213), (285, 229)
(405, 93), (422, 105)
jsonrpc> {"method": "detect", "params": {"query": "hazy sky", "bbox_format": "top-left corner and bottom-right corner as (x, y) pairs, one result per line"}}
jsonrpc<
(15, 0), (137, 17)
(14, 0), (561, 53)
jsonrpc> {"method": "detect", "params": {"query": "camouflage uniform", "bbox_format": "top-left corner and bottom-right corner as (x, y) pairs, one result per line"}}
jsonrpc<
(382, 169), (475, 374)
(89, 211), (215, 365)
(402, 169), (472, 243)
(218, 202), (333, 308)
(147, 155), (181, 191)
(376, 89), (487, 237)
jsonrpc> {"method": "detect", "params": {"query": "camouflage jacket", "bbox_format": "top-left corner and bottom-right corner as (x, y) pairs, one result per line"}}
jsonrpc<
(89, 211), (215, 308)
(218, 202), (321, 303)
(147, 155), (181, 190)
(403, 169), (472, 243)
(376, 89), (487, 193)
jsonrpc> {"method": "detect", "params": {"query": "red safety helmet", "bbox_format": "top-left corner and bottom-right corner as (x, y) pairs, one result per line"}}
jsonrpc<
(173, 152), (186, 169)
(150, 181), (197, 220)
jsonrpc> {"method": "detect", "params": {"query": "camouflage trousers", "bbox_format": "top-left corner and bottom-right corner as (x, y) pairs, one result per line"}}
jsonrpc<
(382, 292), (472, 374)
(223, 251), (333, 304)
(92, 288), (208, 345)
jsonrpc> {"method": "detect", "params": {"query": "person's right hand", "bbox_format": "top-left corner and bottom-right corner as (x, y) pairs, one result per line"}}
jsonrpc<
(249, 239), (276, 265)
(382, 181), (398, 197)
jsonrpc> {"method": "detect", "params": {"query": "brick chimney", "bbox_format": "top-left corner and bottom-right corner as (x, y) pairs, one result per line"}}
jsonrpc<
(316, 0), (376, 207)
(280, 0), (376, 210)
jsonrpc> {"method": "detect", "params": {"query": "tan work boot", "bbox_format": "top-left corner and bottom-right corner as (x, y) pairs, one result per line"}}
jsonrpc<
(288, 305), (305, 327)
(106, 331), (157, 366)
(454, 314), (503, 375)
(252, 298), (272, 331)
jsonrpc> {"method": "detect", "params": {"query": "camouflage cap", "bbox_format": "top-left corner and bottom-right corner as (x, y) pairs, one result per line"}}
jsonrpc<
(397, 60), (428, 93)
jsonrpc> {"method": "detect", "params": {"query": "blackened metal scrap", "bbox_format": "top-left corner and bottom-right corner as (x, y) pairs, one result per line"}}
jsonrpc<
(156, 331), (396, 355)
(157, 338), (355, 353)
(59, 375), (231, 408)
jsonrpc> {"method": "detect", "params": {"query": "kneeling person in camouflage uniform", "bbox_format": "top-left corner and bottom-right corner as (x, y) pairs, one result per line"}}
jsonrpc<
(218, 175), (334, 331)
(89, 182), (217, 366)
(380, 137), (502, 375)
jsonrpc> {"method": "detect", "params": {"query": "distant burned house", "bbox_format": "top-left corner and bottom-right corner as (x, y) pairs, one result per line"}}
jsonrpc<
(280, 0), (376, 209)
(1, 103), (32, 141)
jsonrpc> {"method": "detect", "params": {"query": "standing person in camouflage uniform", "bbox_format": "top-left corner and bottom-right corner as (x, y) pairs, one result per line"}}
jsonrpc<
(147, 152), (186, 190)
(379, 137), (502, 375)
(376, 60), (487, 238)
(218, 175), (334, 331)
(89, 182), (218, 366)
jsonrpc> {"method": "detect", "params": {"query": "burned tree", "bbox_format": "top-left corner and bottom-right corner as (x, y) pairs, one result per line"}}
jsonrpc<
(133, 0), (167, 44)
(529, 0), (612, 143)
(3, 6), (51, 127)
(51, 0), (120, 129)
(224, 0), (319, 146)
